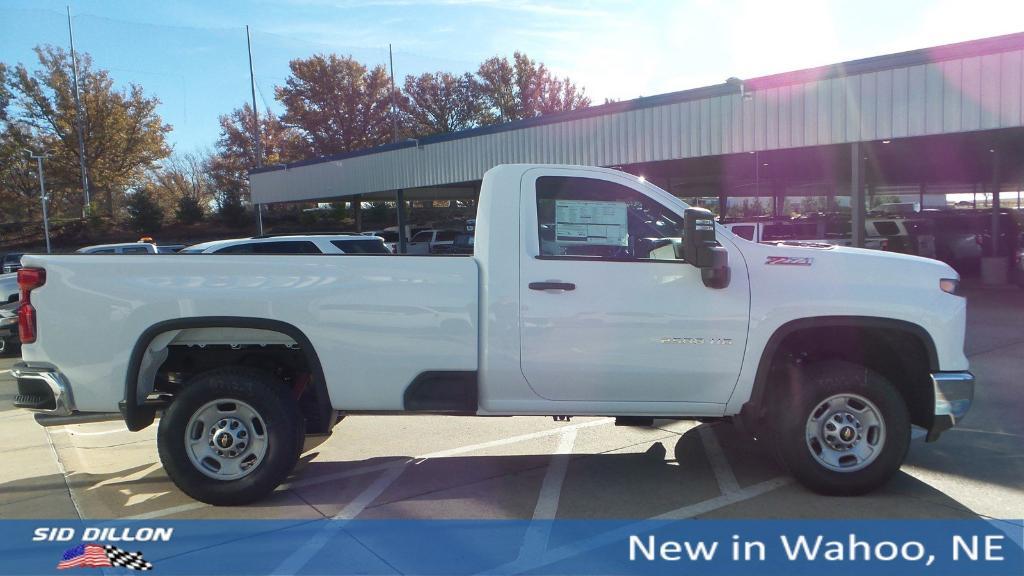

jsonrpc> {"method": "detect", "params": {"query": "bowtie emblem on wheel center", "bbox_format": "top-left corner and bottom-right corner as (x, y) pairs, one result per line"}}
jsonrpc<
(840, 426), (855, 442)
(216, 432), (234, 449)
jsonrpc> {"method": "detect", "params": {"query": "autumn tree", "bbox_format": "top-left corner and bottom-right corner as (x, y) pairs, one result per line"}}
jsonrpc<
(276, 54), (397, 155)
(148, 151), (216, 224)
(208, 103), (301, 223)
(399, 72), (482, 136)
(475, 52), (590, 125)
(3, 45), (171, 218)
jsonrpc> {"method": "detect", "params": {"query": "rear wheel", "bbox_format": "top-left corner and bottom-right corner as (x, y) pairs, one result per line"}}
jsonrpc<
(157, 366), (304, 505)
(771, 360), (910, 495)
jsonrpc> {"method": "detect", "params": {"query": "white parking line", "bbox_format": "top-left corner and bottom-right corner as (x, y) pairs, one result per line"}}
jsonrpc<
(125, 502), (206, 520)
(274, 463), (410, 575)
(50, 426), (130, 436)
(698, 425), (739, 494)
(124, 418), (615, 520)
(288, 418), (614, 491)
(516, 429), (578, 562)
(485, 476), (792, 575)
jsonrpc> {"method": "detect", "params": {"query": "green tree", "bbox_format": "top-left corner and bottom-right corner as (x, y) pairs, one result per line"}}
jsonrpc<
(4, 45), (171, 218)
(215, 188), (249, 228)
(175, 195), (204, 224)
(475, 52), (590, 125)
(276, 54), (396, 155)
(124, 188), (164, 232)
(400, 72), (482, 136)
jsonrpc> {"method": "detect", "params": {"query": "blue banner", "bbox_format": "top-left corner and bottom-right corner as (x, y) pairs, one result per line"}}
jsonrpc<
(2, 519), (1021, 575)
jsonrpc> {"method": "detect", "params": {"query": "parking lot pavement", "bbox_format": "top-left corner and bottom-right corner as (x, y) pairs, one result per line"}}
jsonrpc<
(1, 282), (1022, 525)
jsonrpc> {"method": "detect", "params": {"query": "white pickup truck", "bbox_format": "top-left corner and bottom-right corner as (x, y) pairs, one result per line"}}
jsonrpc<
(13, 164), (973, 505)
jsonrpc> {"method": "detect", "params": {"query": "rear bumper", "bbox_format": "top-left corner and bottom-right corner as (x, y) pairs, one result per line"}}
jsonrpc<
(927, 371), (974, 442)
(12, 362), (74, 416)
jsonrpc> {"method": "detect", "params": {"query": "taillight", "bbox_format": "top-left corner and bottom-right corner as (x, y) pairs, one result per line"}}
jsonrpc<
(17, 268), (45, 343)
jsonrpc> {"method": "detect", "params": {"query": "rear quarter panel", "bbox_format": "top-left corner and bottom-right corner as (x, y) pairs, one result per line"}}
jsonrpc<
(20, 254), (479, 412)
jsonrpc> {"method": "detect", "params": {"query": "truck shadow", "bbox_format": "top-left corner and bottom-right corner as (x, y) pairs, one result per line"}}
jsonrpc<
(0, 424), (989, 521)
(291, 423), (983, 521)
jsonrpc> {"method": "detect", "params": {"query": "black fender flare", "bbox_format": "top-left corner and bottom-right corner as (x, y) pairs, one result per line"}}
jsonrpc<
(741, 316), (939, 427)
(122, 317), (329, 431)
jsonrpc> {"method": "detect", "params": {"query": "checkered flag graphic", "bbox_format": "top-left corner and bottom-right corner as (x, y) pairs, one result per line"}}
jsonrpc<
(104, 545), (154, 571)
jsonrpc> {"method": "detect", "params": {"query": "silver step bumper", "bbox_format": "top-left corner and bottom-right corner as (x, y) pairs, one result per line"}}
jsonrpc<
(927, 371), (975, 442)
(12, 362), (75, 416)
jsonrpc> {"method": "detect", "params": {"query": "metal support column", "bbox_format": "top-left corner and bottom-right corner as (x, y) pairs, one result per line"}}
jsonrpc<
(396, 189), (407, 254)
(851, 142), (865, 248)
(353, 194), (363, 232)
(991, 150), (1001, 257)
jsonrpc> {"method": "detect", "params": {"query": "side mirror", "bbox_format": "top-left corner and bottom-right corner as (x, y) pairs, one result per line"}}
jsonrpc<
(683, 207), (730, 289)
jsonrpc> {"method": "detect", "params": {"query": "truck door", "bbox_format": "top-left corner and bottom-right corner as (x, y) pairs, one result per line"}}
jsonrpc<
(518, 169), (750, 404)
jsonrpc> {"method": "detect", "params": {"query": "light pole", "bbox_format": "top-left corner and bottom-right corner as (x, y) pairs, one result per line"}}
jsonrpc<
(26, 150), (52, 254)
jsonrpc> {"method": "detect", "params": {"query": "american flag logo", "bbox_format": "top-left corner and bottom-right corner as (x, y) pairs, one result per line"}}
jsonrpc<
(57, 543), (154, 571)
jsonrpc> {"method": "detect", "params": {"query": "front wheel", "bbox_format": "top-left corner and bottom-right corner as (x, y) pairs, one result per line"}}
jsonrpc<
(157, 366), (304, 505)
(771, 360), (910, 496)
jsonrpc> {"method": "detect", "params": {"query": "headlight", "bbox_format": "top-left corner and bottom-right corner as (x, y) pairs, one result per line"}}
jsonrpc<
(939, 278), (960, 295)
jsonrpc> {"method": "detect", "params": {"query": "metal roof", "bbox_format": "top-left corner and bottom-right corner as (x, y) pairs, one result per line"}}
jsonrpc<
(251, 32), (1024, 204)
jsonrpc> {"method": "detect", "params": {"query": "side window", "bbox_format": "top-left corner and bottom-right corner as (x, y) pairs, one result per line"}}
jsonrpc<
(121, 246), (150, 254)
(89, 248), (116, 254)
(252, 241), (320, 254)
(215, 244), (254, 254)
(435, 230), (458, 242)
(731, 225), (755, 241)
(330, 239), (389, 254)
(536, 176), (683, 261)
(410, 231), (432, 243)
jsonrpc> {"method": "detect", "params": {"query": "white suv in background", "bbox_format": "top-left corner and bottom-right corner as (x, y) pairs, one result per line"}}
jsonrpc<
(77, 242), (160, 254)
(180, 234), (391, 255)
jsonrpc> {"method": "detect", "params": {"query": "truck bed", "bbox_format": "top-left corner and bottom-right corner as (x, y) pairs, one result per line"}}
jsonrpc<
(21, 254), (480, 412)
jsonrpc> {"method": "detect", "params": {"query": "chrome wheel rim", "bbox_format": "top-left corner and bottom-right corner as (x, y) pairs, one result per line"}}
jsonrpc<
(805, 393), (886, 472)
(185, 399), (268, 481)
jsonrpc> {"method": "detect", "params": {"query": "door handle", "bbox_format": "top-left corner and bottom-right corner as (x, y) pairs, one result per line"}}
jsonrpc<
(529, 281), (576, 291)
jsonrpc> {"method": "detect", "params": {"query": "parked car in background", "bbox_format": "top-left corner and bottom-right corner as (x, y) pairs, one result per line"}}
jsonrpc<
(921, 210), (1021, 275)
(723, 219), (886, 250)
(77, 242), (160, 254)
(866, 217), (936, 259)
(2, 252), (25, 274)
(157, 244), (186, 254)
(1, 273), (18, 303)
(436, 232), (474, 255)
(180, 234), (391, 255)
(406, 229), (460, 254)
(0, 300), (19, 355)
(361, 230), (399, 252)
(869, 202), (919, 216)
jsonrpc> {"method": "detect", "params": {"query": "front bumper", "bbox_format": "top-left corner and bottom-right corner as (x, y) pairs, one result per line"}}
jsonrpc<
(927, 371), (974, 441)
(12, 362), (75, 416)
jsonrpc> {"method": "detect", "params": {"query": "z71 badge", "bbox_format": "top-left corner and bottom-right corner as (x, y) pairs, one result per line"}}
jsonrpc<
(766, 256), (813, 266)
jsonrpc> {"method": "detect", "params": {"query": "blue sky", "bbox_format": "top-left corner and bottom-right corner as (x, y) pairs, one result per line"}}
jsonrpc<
(2, 0), (1023, 155)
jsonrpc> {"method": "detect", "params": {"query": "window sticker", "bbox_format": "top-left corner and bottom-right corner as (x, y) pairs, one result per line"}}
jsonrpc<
(554, 200), (628, 246)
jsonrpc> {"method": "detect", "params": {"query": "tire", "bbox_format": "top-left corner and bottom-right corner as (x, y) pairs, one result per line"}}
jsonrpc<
(157, 366), (304, 505)
(770, 360), (910, 496)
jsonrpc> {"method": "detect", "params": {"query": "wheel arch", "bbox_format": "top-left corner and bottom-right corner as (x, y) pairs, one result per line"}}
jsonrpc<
(123, 317), (329, 431)
(742, 316), (939, 433)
